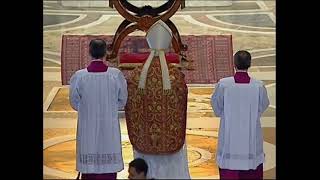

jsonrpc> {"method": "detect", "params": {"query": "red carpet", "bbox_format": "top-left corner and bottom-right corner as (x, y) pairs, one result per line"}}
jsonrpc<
(61, 35), (234, 85)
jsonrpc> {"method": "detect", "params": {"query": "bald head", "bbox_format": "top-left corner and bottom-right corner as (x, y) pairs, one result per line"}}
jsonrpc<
(89, 39), (107, 59)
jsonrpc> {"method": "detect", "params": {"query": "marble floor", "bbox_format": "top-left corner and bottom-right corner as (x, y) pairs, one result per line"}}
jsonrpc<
(43, 0), (275, 179)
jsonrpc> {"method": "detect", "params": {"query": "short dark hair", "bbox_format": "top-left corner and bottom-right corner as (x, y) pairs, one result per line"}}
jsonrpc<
(234, 50), (251, 70)
(129, 158), (148, 176)
(89, 39), (107, 59)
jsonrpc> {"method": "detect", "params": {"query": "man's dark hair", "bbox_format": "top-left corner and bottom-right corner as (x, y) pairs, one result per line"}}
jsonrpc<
(129, 158), (148, 176)
(89, 39), (107, 59)
(234, 50), (251, 70)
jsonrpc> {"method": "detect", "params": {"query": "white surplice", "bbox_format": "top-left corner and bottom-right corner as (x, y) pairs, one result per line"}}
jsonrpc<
(69, 68), (128, 174)
(133, 142), (190, 179)
(211, 77), (270, 170)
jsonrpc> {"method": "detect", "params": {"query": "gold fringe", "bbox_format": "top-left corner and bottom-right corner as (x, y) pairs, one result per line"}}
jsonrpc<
(138, 88), (145, 95)
(163, 89), (172, 95)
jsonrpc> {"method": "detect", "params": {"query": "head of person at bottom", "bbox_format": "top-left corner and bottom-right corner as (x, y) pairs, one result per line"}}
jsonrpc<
(89, 39), (107, 60)
(128, 158), (148, 179)
(234, 50), (251, 71)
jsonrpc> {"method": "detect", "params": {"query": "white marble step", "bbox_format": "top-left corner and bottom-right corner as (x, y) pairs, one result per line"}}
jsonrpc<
(60, 0), (232, 8)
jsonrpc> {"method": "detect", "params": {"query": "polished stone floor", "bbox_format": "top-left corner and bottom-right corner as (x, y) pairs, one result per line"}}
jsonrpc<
(43, 0), (275, 179)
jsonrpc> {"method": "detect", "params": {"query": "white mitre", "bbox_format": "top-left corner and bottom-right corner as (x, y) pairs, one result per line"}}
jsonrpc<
(138, 20), (172, 91)
(146, 20), (173, 50)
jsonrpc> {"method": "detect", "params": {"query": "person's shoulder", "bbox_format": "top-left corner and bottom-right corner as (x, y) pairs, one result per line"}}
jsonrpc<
(219, 77), (233, 82)
(107, 67), (122, 74)
(108, 67), (125, 78)
(250, 78), (264, 86)
(76, 68), (87, 73)
(73, 68), (87, 76)
(218, 77), (234, 85)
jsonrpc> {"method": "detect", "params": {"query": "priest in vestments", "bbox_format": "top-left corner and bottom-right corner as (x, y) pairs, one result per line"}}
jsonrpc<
(211, 50), (270, 180)
(125, 20), (190, 179)
(69, 39), (128, 179)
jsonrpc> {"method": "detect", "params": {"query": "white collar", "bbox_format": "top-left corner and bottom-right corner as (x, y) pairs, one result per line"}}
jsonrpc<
(91, 59), (103, 62)
(235, 70), (248, 73)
